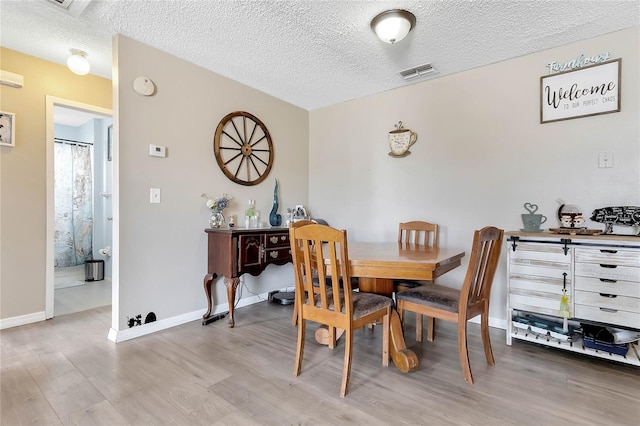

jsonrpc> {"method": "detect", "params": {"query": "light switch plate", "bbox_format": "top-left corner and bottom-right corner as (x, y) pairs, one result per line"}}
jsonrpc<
(150, 188), (161, 203)
(149, 144), (166, 157)
(598, 152), (613, 168)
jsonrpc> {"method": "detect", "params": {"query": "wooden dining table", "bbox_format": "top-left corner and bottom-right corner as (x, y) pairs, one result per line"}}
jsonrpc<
(318, 241), (466, 372)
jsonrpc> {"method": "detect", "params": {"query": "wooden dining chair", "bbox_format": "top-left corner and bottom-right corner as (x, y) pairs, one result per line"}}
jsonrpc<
(394, 221), (439, 336)
(396, 226), (504, 384)
(289, 223), (392, 397)
(395, 221), (439, 291)
(289, 219), (317, 326)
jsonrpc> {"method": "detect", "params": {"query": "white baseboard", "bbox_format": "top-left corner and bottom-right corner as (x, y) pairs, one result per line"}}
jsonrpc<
(107, 291), (270, 343)
(469, 315), (506, 330)
(0, 311), (47, 330)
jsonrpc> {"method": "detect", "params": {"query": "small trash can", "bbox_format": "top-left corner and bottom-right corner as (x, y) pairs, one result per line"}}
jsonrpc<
(85, 259), (104, 281)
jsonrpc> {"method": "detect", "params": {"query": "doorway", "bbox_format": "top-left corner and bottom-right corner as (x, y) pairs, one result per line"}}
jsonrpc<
(45, 97), (113, 318)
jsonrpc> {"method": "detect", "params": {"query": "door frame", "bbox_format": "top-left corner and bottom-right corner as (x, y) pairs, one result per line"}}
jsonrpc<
(45, 96), (113, 319)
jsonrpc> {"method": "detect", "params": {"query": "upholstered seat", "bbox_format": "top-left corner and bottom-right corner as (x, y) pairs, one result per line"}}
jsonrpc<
(398, 284), (460, 312)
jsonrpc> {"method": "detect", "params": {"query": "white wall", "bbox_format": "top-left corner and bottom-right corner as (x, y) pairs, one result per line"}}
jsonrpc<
(309, 27), (639, 325)
(113, 35), (309, 333)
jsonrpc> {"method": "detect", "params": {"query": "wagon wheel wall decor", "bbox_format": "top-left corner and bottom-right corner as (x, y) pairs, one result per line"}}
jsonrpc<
(214, 111), (274, 186)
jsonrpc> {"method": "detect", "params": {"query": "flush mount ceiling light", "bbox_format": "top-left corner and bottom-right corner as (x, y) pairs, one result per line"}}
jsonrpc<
(371, 9), (416, 44)
(67, 49), (90, 75)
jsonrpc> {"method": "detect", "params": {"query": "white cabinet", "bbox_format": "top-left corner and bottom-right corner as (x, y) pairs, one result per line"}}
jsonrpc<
(506, 232), (640, 366)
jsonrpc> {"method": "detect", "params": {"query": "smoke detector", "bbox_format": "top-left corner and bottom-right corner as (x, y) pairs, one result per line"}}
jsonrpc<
(46, 0), (92, 18)
(399, 63), (438, 81)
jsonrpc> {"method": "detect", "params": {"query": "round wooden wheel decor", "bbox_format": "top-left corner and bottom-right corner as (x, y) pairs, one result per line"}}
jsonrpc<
(214, 111), (274, 186)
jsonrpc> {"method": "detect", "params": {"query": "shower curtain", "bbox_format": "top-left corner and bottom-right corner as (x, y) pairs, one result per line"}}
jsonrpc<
(54, 142), (93, 267)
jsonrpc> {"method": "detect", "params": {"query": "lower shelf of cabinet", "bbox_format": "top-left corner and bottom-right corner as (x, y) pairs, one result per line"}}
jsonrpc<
(508, 329), (640, 367)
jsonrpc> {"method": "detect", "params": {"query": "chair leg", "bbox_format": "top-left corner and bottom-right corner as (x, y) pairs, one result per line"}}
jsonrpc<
(457, 320), (473, 384)
(382, 310), (390, 366)
(329, 326), (336, 349)
(294, 319), (306, 377)
(481, 310), (495, 366)
(340, 328), (354, 397)
(415, 313), (423, 342)
(291, 299), (298, 326)
(426, 317), (435, 341)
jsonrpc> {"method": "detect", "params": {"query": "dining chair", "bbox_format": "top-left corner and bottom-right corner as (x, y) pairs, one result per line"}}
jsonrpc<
(395, 221), (439, 292)
(396, 226), (504, 384)
(289, 219), (317, 326)
(394, 221), (439, 336)
(289, 223), (392, 397)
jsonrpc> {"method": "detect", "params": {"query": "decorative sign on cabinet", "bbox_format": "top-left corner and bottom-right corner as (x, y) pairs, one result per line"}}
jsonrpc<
(505, 231), (640, 366)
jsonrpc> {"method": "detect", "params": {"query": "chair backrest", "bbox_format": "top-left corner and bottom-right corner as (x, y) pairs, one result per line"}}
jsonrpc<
(398, 221), (439, 247)
(289, 224), (354, 324)
(458, 226), (504, 315)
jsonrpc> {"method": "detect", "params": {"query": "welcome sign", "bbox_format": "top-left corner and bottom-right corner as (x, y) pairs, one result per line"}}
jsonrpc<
(540, 59), (621, 124)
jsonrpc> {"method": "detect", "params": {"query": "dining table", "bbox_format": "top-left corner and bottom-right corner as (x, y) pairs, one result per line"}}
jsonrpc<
(316, 241), (466, 373)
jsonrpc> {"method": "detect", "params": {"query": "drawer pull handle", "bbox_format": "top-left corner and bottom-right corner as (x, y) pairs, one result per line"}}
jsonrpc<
(270, 236), (279, 244)
(599, 307), (618, 313)
(599, 264), (617, 269)
(600, 249), (617, 254)
(599, 278), (617, 283)
(270, 251), (279, 259)
(599, 293), (617, 298)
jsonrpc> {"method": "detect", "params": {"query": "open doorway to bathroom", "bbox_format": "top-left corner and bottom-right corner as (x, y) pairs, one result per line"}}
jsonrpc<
(46, 98), (113, 318)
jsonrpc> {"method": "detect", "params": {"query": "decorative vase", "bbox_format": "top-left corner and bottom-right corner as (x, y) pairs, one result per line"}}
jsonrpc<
(209, 210), (225, 228)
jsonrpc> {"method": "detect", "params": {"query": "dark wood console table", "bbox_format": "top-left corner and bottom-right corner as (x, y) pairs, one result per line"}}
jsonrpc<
(203, 227), (291, 327)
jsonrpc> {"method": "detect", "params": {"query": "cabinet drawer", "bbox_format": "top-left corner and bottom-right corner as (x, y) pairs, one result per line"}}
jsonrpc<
(510, 293), (569, 317)
(574, 304), (640, 329)
(265, 233), (290, 248)
(575, 290), (640, 313)
(575, 248), (640, 267)
(511, 243), (571, 262)
(509, 275), (569, 297)
(575, 263), (640, 282)
(264, 247), (291, 264)
(574, 276), (640, 298)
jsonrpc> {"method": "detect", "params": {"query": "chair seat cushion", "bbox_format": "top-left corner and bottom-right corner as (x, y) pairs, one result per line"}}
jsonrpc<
(314, 290), (391, 318)
(396, 284), (460, 313)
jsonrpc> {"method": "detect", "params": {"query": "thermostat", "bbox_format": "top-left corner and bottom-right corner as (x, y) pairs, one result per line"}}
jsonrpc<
(149, 144), (166, 157)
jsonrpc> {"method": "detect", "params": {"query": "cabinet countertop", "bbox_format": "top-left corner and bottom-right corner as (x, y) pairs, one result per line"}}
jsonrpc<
(505, 230), (640, 244)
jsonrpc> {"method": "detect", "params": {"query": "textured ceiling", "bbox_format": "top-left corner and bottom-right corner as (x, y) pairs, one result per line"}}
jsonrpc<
(1, 1), (638, 111)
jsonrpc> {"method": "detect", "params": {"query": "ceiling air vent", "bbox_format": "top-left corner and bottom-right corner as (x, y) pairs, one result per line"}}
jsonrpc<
(399, 63), (438, 81)
(46, 0), (92, 17)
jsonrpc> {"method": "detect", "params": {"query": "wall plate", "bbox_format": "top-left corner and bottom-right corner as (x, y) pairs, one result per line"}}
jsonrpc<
(133, 76), (155, 96)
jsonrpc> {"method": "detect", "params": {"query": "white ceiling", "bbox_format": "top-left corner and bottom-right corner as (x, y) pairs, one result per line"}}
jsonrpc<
(1, 1), (638, 111)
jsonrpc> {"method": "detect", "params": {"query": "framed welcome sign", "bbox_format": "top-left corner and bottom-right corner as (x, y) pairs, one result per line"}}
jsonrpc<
(540, 58), (621, 124)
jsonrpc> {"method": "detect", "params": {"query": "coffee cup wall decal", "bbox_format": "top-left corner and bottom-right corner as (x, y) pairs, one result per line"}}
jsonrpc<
(388, 121), (417, 158)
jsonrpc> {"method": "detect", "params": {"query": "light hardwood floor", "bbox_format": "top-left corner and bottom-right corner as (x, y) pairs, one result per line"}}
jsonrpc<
(54, 266), (111, 317)
(1, 302), (638, 425)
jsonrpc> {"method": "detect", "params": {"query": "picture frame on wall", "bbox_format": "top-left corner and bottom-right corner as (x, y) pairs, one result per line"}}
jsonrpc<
(540, 59), (621, 124)
(107, 124), (113, 161)
(0, 111), (16, 147)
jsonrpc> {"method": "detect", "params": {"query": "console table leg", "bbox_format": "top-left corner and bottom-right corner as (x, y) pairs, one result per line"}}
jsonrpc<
(224, 277), (240, 328)
(202, 273), (215, 321)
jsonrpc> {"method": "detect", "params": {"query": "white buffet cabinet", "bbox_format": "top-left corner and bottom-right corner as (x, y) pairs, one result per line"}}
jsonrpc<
(505, 231), (640, 366)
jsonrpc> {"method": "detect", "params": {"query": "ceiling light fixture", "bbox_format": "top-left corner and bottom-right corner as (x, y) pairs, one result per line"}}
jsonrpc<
(67, 49), (90, 75)
(371, 9), (416, 44)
